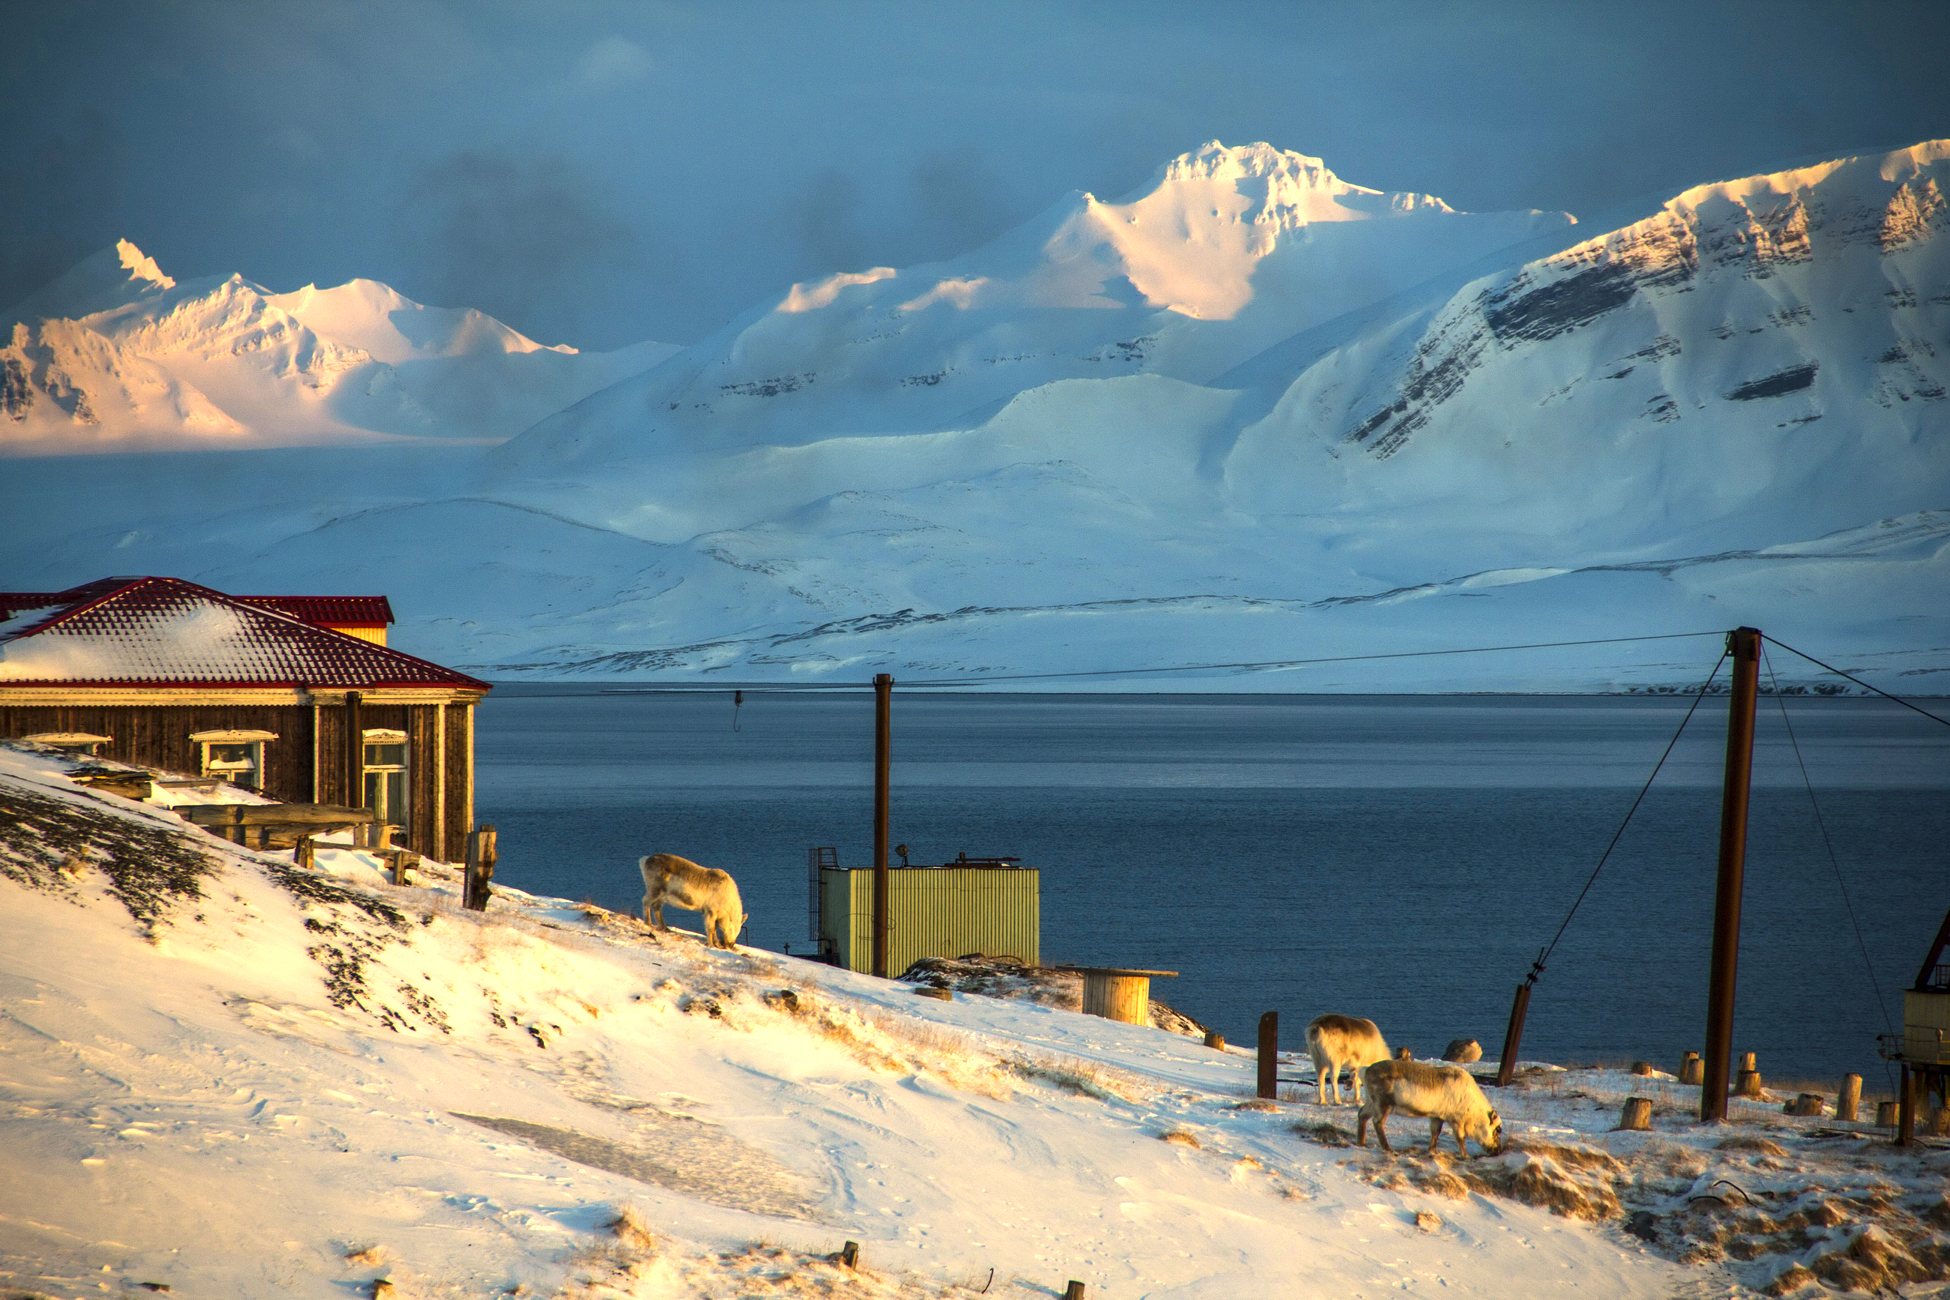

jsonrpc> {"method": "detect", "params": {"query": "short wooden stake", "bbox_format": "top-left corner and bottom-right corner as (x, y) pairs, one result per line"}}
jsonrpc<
(1256, 1011), (1278, 1100)
(1785, 1093), (1825, 1117)
(1630, 1061), (1654, 1076)
(464, 825), (498, 911)
(1679, 1051), (1702, 1086)
(1618, 1097), (1653, 1131)
(1735, 1069), (1763, 1098)
(839, 1241), (859, 1269)
(296, 836), (315, 870)
(1738, 1051), (1757, 1074)
(1837, 1073), (1862, 1122)
(1875, 1100), (1899, 1128)
(1064, 1282), (1086, 1300)
(1203, 1031), (1225, 1051)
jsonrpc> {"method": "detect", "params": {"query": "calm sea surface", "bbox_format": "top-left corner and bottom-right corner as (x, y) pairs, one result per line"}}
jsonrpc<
(475, 689), (1949, 1088)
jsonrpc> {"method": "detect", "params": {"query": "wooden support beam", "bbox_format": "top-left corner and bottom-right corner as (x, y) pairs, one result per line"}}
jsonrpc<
(1699, 627), (1760, 1124)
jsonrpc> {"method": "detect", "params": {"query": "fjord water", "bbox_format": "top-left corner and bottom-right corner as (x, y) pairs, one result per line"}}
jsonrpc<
(476, 689), (1947, 1087)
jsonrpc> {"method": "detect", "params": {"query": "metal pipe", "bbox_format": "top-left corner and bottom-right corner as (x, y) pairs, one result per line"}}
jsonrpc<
(872, 673), (892, 978)
(1699, 627), (1761, 1122)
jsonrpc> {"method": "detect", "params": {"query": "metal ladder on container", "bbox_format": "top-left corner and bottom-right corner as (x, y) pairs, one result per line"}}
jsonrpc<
(807, 847), (839, 954)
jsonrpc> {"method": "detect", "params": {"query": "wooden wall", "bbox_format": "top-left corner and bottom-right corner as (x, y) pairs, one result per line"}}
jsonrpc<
(1, 697), (478, 863)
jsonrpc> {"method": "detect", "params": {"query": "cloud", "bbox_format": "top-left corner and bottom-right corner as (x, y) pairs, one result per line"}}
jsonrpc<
(398, 152), (633, 343)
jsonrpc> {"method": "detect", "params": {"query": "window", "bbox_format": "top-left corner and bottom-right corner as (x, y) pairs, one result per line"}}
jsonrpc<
(362, 729), (409, 836)
(190, 729), (277, 789)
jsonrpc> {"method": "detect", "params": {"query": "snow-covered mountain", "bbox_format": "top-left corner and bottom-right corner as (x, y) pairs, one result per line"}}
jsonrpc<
(0, 142), (1944, 690)
(0, 240), (679, 453)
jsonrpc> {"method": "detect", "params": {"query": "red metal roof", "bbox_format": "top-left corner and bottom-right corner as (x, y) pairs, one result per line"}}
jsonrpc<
(0, 577), (488, 690)
(233, 595), (395, 627)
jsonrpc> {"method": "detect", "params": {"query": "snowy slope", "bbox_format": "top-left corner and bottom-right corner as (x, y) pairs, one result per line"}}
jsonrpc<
(0, 241), (678, 453)
(14, 744), (1949, 1300)
(0, 144), (1945, 690)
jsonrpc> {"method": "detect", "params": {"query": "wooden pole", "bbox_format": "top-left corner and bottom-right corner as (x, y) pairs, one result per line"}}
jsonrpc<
(1838, 1073), (1862, 1122)
(465, 824), (497, 910)
(1898, 1064), (1916, 1147)
(1064, 1282), (1086, 1300)
(872, 673), (892, 979)
(1495, 981), (1533, 1087)
(1699, 627), (1760, 1123)
(1257, 1011), (1278, 1100)
(345, 690), (363, 816)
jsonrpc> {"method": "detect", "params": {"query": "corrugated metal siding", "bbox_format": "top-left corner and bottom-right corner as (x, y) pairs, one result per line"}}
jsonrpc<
(818, 867), (1038, 974)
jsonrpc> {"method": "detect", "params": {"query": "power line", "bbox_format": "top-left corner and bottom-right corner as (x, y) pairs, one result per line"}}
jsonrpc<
(1523, 647), (1728, 986)
(1762, 646), (1898, 1091)
(1765, 637), (1950, 729)
(896, 630), (1729, 687)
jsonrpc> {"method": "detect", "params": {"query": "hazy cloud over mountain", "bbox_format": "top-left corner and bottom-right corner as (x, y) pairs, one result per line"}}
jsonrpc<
(4, 0), (1947, 348)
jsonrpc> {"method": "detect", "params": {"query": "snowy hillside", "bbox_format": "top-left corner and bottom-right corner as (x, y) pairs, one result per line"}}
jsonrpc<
(0, 142), (1945, 690)
(0, 241), (678, 453)
(7, 744), (1947, 1299)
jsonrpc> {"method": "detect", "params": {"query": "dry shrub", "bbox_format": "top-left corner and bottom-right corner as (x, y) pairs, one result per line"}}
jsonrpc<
(1409, 1168), (1473, 1201)
(1007, 1052), (1147, 1103)
(1762, 1261), (1816, 1296)
(1444, 1146), (1623, 1222)
(1292, 1120), (1355, 1148)
(1808, 1225), (1935, 1292)
(1232, 1099), (1279, 1113)
(1414, 1210), (1443, 1233)
(342, 1245), (386, 1267)
(1715, 1135), (1787, 1158)
(1159, 1129), (1200, 1149)
(605, 1205), (656, 1253)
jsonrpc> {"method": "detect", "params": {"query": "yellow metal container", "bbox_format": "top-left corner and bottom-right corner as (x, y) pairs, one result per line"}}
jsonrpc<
(1904, 990), (1950, 1065)
(819, 865), (1039, 974)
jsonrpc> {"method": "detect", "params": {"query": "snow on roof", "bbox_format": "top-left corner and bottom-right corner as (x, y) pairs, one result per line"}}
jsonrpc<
(0, 577), (486, 689)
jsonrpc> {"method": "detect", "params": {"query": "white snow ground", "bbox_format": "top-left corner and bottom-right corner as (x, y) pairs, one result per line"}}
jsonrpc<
(4, 744), (1947, 1300)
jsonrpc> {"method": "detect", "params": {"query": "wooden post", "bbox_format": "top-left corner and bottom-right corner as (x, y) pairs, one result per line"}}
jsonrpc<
(1735, 1068), (1763, 1098)
(296, 835), (315, 870)
(1876, 1100), (1898, 1127)
(1679, 1051), (1701, 1085)
(1838, 1073), (1862, 1122)
(1619, 1097), (1653, 1131)
(839, 1241), (859, 1270)
(1495, 981), (1533, 1087)
(871, 673), (892, 979)
(1700, 627), (1761, 1124)
(1204, 1031), (1226, 1051)
(1898, 1064), (1916, 1146)
(465, 824), (497, 910)
(345, 691), (363, 811)
(1786, 1093), (1824, 1117)
(1738, 1051), (1756, 1073)
(1257, 1011), (1278, 1100)
(1064, 1283), (1086, 1300)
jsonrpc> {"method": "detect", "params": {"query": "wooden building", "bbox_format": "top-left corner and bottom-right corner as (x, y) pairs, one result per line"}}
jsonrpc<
(0, 576), (489, 861)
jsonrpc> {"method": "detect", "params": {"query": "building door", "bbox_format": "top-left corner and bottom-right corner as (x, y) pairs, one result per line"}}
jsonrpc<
(362, 731), (409, 842)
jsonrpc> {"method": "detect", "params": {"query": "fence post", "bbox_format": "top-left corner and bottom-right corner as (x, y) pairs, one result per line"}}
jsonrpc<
(465, 825), (497, 910)
(1257, 1011), (1278, 1100)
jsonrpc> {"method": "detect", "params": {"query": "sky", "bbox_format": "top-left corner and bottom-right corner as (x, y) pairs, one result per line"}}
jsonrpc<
(5, 0), (1949, 351)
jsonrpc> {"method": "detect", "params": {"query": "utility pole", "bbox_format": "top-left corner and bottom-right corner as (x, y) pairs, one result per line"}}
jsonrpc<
(1700, 627), (1761, 1122)
(872, 673), (893, 978)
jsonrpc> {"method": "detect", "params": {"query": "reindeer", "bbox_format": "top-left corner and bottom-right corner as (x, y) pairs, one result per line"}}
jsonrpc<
(639, 853), (747, 949)
(1307, 1014), (1392, 1106)
(1356, 1058), (1504, 1158)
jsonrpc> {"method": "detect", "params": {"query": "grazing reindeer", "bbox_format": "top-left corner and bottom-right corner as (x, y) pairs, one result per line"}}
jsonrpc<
(639, 853), (747, 949)
(1356, 1058), (1503, 1158)
(1307, 1014), (1392, 1106)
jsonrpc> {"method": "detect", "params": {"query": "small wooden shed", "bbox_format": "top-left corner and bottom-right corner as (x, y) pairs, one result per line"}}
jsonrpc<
(0, 576), (489, 861)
